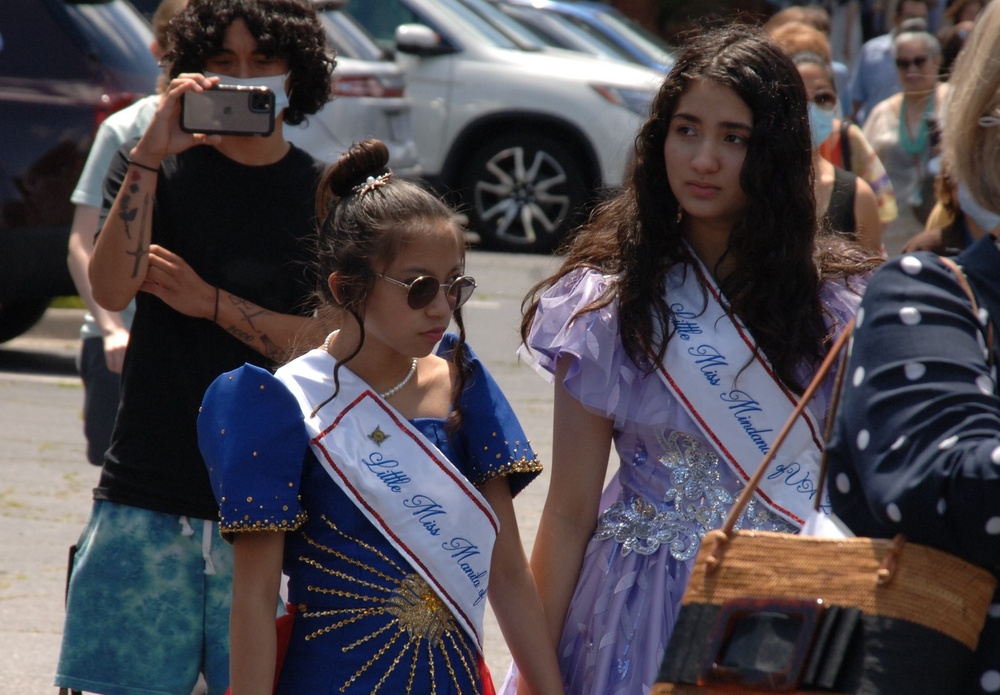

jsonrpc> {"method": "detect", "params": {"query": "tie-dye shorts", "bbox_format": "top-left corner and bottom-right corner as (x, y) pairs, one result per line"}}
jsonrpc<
(54, 500), (234, 695)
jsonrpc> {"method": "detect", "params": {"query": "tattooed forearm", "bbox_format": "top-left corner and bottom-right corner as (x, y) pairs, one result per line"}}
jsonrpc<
(260, 335), (283, 361)
(127, 194), (150, 279)
(226, 325), (256, 345)
(119, 181), (150, 279)
(231, 295), (269, 332)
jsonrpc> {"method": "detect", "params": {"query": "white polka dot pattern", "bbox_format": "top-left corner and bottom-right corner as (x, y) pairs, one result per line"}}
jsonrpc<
(900, 255), (923, 275)
(855, 307), (865, 328)
(904, 362), (926, 381)
(936, 498), (946, 515)
(938, 435), (959, 450)
(852, 367), (865, 387)
(991, 446), (1000, 465)
(978, 375), (994, 395)
(987, 517), (1000, 535)
(886, 503), (902, 522)
(890, 436), (907, 451)
(982, 670), (1000, 692)
(856, 430), (870, 450)
(899, 306), (921, 325)
(836, 473), (850, 494)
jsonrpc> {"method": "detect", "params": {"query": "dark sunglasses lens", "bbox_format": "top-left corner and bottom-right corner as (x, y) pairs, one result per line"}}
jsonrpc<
(407, 277), (440, 310)
(449, 277), (476, 309)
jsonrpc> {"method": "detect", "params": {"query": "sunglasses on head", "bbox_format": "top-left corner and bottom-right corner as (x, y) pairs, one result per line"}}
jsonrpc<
(376, 273), (477, 310)
(895, 55), (930, 70)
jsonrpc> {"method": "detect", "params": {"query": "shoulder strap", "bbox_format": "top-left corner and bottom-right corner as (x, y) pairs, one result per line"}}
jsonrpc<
(939, 255), (995, 366)
(840, 119), (853, 172)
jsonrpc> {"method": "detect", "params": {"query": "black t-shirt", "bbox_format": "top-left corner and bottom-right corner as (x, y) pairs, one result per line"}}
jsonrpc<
(95, 141), (324, 519)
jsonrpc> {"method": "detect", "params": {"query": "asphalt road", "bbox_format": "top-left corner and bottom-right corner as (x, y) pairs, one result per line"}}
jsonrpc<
(0, 248), (566, 694)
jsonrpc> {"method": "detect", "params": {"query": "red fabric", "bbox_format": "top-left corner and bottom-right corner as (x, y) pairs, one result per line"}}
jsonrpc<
(224, 603), (297, 695)
(480, 655), (496, 695)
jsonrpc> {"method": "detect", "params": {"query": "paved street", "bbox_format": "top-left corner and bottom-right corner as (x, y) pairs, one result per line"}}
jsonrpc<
(0, 248), (566, 694)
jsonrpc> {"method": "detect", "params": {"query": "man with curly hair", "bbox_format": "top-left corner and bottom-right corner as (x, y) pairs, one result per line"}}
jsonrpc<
(55, 2), (335, 693)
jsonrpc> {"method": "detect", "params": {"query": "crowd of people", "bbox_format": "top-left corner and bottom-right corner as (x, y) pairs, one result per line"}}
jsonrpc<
(56, 0), (999, 693)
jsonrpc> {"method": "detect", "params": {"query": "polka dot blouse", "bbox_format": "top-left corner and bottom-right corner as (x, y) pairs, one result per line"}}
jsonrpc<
(826, 237), (1000, 693)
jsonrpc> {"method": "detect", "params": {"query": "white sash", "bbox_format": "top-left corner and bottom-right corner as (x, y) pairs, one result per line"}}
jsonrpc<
(274, 349), (498, 652)
(656, 261), (826, 525)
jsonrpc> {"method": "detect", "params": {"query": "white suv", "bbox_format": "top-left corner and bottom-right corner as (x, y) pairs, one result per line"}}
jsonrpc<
(345, 0), (661, 252)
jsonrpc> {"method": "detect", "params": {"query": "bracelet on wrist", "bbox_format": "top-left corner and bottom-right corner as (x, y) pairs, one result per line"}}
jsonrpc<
(126, 157), (161, 174)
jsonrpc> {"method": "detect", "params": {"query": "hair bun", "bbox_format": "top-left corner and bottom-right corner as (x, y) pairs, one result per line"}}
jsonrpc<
(327, 139), (391, 198)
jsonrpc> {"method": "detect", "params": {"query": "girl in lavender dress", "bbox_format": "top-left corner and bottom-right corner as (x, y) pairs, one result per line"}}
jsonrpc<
(511, 26), (882, 695)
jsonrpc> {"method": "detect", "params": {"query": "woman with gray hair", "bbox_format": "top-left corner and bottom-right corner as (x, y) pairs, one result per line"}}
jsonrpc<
(861, 23), (946, 254)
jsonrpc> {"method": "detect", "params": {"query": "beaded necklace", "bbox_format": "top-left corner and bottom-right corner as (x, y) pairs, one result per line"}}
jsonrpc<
(899, 91), (936, 155)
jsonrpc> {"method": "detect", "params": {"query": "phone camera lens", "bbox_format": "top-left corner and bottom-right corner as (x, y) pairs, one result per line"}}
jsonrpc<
(249, 91), (273, 113)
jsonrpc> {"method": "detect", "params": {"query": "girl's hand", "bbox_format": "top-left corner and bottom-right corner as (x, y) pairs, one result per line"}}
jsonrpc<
(130, 73), (223, 167)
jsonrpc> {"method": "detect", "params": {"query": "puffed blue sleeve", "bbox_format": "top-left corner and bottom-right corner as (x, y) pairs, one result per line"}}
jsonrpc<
(438, 334), (543, 496)
(826, 249), (1000, 574)
(198, 363), (311, 540)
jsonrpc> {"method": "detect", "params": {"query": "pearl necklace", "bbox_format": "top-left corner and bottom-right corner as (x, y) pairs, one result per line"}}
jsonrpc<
(321, 331), (417, 400)
(379, 358), (418, 400)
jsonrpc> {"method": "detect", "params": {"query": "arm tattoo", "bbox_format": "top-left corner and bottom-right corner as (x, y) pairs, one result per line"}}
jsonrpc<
(119, 182), (150, 279)
(223, 294), (283, 359)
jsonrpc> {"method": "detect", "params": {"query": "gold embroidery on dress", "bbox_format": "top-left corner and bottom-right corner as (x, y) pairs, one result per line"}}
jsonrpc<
(296, 515), (480, 694)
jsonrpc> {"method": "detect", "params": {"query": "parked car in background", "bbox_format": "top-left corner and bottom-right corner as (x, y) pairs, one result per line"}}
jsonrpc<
(286, 1), (420, 176)
(499, 0), (675, 73)
(490, 0), (662, 66)
(344, 0), (661, 252)
(0, 0), (158, 343)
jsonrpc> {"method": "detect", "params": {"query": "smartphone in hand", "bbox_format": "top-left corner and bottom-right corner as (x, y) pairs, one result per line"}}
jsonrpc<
(181, 85), (275, 136)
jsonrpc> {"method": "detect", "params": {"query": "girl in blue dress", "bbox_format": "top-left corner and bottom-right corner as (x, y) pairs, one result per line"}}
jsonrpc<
(198, 139), (563, 695)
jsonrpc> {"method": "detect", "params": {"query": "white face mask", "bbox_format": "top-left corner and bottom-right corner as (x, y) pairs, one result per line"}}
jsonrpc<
(205, 72), (290, 115)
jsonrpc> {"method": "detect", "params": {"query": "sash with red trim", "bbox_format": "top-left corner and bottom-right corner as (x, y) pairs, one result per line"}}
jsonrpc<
(655, 260), (827, 525)
(274, 349), (498, 652)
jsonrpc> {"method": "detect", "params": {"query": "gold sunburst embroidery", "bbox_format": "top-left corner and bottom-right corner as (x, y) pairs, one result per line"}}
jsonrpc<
(296, 515), (479, 694)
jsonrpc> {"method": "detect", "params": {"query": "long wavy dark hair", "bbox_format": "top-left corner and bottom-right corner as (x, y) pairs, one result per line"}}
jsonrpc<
(312, 139), (472, 428)
(522, 24), (881, 393)
(166, 0), (335, 126)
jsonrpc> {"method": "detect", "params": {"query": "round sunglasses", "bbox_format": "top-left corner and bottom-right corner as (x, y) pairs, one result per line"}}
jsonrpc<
(376, 273), (477, 310)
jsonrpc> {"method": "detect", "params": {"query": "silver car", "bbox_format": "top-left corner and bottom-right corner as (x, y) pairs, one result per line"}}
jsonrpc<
(286, 0), (421, 178)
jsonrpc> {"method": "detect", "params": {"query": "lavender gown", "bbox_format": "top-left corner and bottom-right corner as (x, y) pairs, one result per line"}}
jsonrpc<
(516, 267), (864, 695)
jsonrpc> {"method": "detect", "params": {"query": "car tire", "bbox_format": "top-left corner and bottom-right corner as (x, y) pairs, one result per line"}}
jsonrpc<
(461, 132), (589, 254)
(0, 299), (51, 345)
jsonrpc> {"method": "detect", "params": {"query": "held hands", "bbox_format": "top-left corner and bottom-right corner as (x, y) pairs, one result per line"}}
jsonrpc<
(131, 74), (223, 167)
(140, 245), (216, 322)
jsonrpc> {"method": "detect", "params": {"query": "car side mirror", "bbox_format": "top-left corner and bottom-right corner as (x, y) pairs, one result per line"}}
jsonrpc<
(394, 23), (456, 56)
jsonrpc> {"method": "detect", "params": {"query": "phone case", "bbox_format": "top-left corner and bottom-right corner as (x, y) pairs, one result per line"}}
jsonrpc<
(180, 85), (275, 136)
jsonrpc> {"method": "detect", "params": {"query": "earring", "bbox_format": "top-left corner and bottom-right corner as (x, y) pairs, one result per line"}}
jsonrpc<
(676, 205), (684, 224)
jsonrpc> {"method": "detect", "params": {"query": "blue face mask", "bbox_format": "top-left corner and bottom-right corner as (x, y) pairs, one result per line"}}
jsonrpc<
(205, 72), (290, 115)
(957, 181), (1000, 232)
(807, 101), (836, 150)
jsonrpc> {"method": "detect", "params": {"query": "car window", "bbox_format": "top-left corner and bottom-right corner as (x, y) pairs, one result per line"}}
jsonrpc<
(71, 2), (156, 76)
(344, 0), (422, 46)
(0, 1), (89, 79)
(317, 9), (388, 61)
(581, 11), (674, 67)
